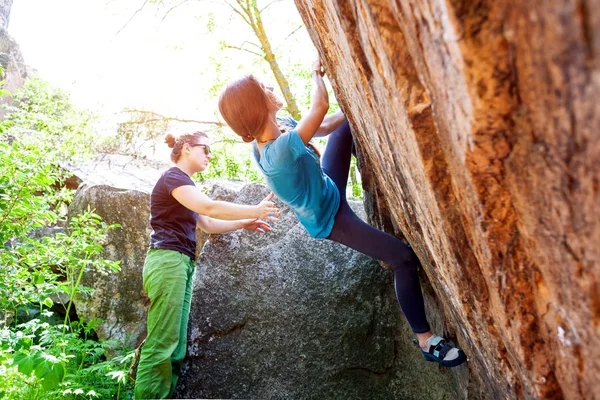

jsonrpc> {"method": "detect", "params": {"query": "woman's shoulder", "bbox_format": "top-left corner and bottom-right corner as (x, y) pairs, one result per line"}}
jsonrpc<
(272, 129), (303, 149)
(163, 166), (184, 175)
(259, 130), (305, 170)
(160, 166), (185, 180)
(158, 167), (194, 188)
(276, 115), (298, 130)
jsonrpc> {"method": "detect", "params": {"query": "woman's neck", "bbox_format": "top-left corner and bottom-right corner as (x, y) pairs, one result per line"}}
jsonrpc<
(256, 114), (281, 144)
(175, 160), (195, 177)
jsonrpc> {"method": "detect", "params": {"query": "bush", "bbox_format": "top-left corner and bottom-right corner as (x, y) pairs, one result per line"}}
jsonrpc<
(0, 74), (134, 399)
(4, 76), (96, 162)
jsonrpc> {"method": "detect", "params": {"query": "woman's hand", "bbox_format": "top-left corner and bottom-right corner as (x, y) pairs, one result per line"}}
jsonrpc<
(312, 58), (325, 77)
(256, 192), (279, 222)
(295, 57), (329, 145)
(240, 218), (272, 233)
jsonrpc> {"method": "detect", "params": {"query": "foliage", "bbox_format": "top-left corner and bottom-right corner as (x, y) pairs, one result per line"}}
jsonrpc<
(0, 315), (134, 400)
(141, 0), (363, 195)
(195, 128), (263, 183)
(3, 76), (97, 162)
(0, 75), (134, 399)
(349, 156), (363, 200)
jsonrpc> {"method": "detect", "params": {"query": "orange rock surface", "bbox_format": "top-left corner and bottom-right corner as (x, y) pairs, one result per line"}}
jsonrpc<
(294, 1), (600, 398)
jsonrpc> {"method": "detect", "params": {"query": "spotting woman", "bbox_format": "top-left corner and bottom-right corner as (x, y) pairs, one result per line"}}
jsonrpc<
(134, 131), (279, 399)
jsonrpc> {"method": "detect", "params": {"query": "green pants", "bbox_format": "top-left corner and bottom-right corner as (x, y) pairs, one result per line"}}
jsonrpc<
(134, 249), (195, 399)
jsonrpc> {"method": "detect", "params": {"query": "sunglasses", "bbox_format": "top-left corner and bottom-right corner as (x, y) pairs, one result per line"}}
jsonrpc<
(189, 143), (211, 156)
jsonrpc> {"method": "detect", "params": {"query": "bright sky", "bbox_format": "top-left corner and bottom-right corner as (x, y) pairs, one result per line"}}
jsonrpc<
(9, 0), (313, 122)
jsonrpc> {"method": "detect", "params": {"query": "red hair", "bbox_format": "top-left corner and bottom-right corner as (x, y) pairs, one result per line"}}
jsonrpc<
(218, 75), (270, 143)
(218, 75), (321, 157)
(164, 131), (208, 163)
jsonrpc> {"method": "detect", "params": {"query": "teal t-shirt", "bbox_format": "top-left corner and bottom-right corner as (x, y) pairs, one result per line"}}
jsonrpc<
(253, 117), (340, 238)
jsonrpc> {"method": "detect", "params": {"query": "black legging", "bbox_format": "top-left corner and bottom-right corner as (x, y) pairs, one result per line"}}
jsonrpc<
(323, 121), (430, 334)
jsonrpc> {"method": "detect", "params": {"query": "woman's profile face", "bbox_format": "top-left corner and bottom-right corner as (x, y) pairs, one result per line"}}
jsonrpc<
(187, 136), (213, 172)
(260, 82), (283, 112)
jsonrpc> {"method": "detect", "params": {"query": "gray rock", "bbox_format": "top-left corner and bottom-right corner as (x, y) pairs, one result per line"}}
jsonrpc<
(66, 180), (457, 399)
(63, 154), (169, 193)
(69, 184), (151, 349)
(0, 0), (12, 30)
(0, 0), (27, 118)
(175, 183), (457, 400)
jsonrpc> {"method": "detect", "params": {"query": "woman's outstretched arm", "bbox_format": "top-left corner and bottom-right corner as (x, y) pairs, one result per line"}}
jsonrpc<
(196, 215), (272, 234)
(295, 59), (330, 145)
(315, 110), (346, 137)
(172, 188), (279, 222)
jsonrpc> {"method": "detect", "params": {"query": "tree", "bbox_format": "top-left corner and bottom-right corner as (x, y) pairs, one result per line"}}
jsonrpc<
(121, 0), (304, 118)
(113, 0), (362, 196)
(222, 0), (301, 119)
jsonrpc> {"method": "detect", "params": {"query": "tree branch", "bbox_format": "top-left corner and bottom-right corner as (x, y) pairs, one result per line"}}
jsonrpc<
(122, 110), (225, 126)
(240, 40), (262, 50)
(260, 0), (284, 13)
(115, 0), (149, 36)
(224, 45), (263, 58)
(160, 0), (192, 23)
(224, 0), (251, 26)
(285, 25), (303, 40)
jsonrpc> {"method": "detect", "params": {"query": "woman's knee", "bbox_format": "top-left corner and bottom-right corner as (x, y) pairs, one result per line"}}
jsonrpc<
(390, 246), (420, 272)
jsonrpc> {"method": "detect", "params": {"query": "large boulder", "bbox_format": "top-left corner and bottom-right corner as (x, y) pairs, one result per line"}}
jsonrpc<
(175, 183), (458, 400)
(67, 179), (460, 398)
(69, 184), (151, 349)
(294, 1), (599, 399)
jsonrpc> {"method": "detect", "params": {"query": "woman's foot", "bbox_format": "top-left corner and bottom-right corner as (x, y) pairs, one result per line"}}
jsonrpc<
(414, 335), (467, 368)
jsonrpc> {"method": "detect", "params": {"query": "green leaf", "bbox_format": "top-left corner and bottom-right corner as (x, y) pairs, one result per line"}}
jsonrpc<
(14, 351), (34, 376)
(42, 297), (54, 308)
(34, 358), (51, 379)
(33, 273), (45, 285)
(42, 363), (65, 391)
(41, 363), (64, 391)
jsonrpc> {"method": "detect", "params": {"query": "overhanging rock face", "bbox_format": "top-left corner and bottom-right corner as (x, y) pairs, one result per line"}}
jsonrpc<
(294, 1), (599, 399)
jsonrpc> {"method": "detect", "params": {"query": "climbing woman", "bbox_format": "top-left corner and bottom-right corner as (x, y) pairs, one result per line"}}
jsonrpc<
(134, 131), (279, 399)
(217, 59), (467, 368)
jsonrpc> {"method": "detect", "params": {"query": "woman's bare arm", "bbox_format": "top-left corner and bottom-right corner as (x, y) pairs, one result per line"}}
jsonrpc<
(295, 59), (330, 145)
(172, 187), (279, 221)
(196, 215), (272, 234)
(315, 111), (346, 137)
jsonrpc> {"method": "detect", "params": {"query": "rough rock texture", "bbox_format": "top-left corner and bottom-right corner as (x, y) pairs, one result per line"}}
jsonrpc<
(293, 1), (599, 399)
(67, 178), (461, 398)
(0, 0), (26, 119)
(176, 183), (459, 400)
(69, 184), (151, 349)
(0, 0), (12, 30)
(64, 154), (169, 193)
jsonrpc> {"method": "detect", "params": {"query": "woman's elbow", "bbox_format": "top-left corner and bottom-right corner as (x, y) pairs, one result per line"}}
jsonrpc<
(318, 100), (329, 113)
(316, 121), (330, 135)
(197, 225), (210, 234)
(197, 200), (216, 217)
(312, 101), (329, 118)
